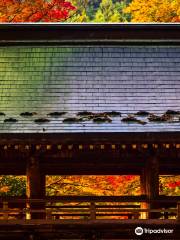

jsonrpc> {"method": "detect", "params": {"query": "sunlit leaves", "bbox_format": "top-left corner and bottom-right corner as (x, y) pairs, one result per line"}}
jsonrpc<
(124, 0), (180, 22)
(94, 0), (121, 22)
(160, 175), (180, 196)
(0, 175), (180, 197)
(0, 176), (26, 196)
(46, 175), (140, 196)
(0, 0), (76, 22)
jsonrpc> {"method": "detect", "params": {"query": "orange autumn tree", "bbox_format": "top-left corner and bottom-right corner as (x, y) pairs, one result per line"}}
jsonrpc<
(124, 0), (180, 22)
(46, 175), (140, 196)
(0, 175), (180, 197)
(0, 0), (76, 22)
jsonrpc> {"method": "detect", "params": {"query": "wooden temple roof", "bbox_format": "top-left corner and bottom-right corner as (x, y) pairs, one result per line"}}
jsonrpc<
(0, 24), (180, 135)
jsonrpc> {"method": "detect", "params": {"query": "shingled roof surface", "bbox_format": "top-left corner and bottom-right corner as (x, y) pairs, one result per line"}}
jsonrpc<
(0, 45), (180, 133)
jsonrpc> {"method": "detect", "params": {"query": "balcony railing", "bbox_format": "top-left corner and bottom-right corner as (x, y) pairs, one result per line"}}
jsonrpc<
(0, 196), (179, 221)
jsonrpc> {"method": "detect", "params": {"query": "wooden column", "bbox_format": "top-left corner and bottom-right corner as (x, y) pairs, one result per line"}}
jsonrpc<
(26, 157), (45, 219)
(140, 157), (159, 219)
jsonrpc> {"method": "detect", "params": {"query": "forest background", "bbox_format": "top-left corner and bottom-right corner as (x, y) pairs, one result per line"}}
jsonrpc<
(0, 0), (179, 23)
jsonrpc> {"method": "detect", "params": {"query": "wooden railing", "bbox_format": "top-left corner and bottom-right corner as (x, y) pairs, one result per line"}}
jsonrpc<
(0, 196), (179, 221)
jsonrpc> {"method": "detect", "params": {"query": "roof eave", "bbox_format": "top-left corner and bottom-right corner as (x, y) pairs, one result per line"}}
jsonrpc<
(0, 23), (180, 43)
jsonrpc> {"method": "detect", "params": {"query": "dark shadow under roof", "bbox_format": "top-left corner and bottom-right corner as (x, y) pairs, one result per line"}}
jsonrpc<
(0, 23), (180, 43)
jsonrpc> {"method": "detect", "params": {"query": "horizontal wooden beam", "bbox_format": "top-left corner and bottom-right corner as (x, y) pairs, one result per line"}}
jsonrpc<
(1, 142), (180, 151)
(1, 195), (180, 205)
(0, 24), (180, 43)
(1, 132), (180, 144)
(0, 195), (146, 203)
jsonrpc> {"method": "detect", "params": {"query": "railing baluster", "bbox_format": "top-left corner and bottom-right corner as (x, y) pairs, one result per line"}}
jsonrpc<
(0, 197), (178, 221)
(140, 202), (148, 219)
(90, 202), (96, 220)
(3, 201), (8, 220)
(26, 200), (31, 220)
(177, 202), (180, 221)
(46, 208), (52, 220)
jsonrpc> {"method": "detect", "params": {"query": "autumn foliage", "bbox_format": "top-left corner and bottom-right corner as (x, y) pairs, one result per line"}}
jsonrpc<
(0, 175), (180, 197)
(46, 175), (140, 196)
(0, 0), (180, 22)
(124, 0), (180, 22)
(0, 0), (76, 22)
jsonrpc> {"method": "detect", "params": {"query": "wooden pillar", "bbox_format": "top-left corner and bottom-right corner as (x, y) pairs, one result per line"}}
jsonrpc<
(140, 169), (148, 219)
(140, 157), (159, 219)
(26, 157), (45, 219)
(177, 202), (180, 222)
